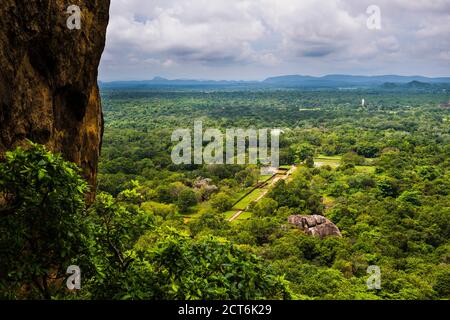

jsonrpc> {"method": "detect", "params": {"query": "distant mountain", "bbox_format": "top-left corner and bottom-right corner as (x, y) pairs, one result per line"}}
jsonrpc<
(99, 74), (450, 89)
(263, 75), (316, 84)
(380, 80), (445, 91)
(263, 74), (450, 87)
(406, 80), (432, 88)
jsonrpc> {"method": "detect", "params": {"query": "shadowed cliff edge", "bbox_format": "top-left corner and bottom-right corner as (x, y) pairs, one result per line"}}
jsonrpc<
(0, 1), (110, 201)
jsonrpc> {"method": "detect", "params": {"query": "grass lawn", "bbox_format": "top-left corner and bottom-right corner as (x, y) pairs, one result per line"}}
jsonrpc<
(232, 188), (267, 210)
(314, 155), (377, 171)
(224, 211), (237, 220)
(316, 154), (342, 160)
(259, 175), (274, 183)
(231, 186), (254, 203)
(314, 155), (341, 168)
(234, 211), (253, 222)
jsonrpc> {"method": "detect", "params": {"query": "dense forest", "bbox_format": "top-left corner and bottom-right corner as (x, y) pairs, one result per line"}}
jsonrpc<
(1, 87), (449, 300)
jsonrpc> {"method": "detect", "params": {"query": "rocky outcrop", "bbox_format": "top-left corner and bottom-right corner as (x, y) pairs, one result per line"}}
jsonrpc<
(0, 1), (110, 200)
(288, 215), (342, 239)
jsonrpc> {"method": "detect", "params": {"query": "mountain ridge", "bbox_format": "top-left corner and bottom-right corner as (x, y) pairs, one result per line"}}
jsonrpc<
(99, 74), (450, 89)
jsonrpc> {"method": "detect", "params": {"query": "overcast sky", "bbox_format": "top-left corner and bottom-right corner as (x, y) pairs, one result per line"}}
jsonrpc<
(98, 0), (450, 81)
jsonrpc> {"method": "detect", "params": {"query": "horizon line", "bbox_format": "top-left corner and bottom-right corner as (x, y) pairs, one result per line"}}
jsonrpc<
(98, 73), (450, 83)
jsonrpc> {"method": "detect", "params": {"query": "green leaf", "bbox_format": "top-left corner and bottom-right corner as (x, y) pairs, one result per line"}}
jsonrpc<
(38, 169), (46, 180)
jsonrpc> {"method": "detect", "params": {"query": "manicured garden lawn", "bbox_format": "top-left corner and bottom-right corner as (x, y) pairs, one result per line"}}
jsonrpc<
(224, 211), (237, 220)
(234, 211), (253, 222)
(316, 154), (342, 160)
(258, 175), (274, 183)
(232, 188), (267, 210)
(231, 186), (254, 203)
(314, 155), (342, 168)
(314, 155), (376, 172)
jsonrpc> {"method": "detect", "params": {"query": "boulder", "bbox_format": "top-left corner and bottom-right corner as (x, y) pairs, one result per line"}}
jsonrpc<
(288, 215), (342, 239)
(0, 1), (110, 201)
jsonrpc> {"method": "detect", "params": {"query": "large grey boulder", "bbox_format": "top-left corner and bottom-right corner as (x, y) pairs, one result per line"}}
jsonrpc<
(288, 215), (342, 239)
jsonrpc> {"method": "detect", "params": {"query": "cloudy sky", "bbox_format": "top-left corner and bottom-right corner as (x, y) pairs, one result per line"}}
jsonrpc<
(98, 0), (450, 81)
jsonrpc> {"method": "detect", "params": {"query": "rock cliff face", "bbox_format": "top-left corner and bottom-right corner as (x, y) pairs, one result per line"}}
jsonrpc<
(0, 1), (110, 199)
(288, 215), (342, 239)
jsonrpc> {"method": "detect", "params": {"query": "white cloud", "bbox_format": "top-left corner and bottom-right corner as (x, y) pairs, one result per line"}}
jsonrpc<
(99, 0), (450, 80)
(105, 0), (266, 63)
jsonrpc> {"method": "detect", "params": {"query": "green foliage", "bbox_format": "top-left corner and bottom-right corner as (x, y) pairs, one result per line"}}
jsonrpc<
(235, 167), (260, 187)
(210, 192), (233, 213)
(355, 143), (379, 158)
(295, 143), (315, 162)
(141, 201), (177, 220)
(268, 173), (323, 215)
(234, 217), (279, 246)
(377, 177), (400, 198)
(189, 211), (228, 236)
(94, 87), (449, 300)
(252, 198), (278, 217)
(100, 227), (291, 300)
(176, 188), (198, 212)
(398, 191), (421, 206)
(84, 192), (156, 299)
(4, 86), (450, 300)
(0, 143), (89, 299)
(433, 268), (450, 298)
(340, 152), (366, 166)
